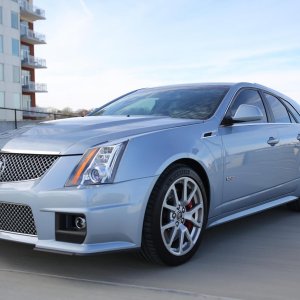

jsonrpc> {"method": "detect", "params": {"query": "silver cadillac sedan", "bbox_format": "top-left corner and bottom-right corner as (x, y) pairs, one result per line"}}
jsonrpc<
(0, 82), (300, 265)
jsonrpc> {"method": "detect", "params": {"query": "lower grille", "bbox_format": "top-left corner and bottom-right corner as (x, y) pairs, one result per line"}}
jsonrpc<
(0, 203), (37, 235)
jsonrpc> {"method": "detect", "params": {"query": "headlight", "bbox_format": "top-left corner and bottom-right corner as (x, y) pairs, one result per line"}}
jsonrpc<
(65, 142), (127, 187)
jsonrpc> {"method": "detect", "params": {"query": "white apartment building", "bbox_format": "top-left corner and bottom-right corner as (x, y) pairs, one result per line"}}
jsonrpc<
(0, 0), (46, 121)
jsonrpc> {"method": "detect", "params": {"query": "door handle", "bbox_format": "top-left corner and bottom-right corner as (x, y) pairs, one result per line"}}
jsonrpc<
(267, 137), (279, 146)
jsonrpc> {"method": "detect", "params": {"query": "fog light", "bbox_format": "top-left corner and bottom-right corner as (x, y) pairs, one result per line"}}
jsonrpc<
(55, 213), (87, 244)
(75, 216), (86, 230)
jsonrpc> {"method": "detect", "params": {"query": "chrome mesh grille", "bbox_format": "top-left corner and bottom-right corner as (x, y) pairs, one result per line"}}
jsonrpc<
(0, 203), (37, 235)
(0, 153), (59, 182)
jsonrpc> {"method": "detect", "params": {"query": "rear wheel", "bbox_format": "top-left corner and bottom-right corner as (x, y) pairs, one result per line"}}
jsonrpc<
(141, 164), (208, 265)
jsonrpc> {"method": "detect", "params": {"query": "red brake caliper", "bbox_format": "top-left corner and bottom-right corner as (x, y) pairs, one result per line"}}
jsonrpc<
(185, 201), (194, 231)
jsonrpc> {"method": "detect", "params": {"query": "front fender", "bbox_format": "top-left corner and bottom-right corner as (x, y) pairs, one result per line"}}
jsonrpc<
(115, 123), (224, 217)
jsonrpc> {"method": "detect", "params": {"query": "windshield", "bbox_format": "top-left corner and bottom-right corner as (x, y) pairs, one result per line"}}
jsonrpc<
(91, 85), (230, 120)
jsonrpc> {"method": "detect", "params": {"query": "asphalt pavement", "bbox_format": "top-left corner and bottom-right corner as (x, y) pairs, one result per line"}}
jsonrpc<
(0, 206), (300, 300)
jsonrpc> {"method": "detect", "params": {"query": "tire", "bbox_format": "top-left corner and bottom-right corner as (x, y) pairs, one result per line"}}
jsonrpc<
(287, 199), (300, 211)
(141, 164), (208, 266)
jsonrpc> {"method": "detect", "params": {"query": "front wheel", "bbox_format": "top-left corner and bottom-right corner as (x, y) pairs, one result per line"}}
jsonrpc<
(141, 164), (208, 265)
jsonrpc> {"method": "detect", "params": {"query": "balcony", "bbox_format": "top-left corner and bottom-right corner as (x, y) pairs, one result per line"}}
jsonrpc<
(20, 25), (46, 45)
(19, 0), (46, 21)
(22, 81), (47, 93)
(22, 54), (46, 69)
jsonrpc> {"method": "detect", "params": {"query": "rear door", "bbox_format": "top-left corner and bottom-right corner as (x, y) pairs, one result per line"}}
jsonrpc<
(262, 92), (300, 183)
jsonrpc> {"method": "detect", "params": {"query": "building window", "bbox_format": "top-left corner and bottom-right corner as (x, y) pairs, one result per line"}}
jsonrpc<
(0, 64), (3, 81)
(20, 21), (29, 36)
(21, 44), (30, 60)
(22, 69), (31, 85)
(22, 95), (31, 110)
(0, 7), (3, 24)
(0, 92), (4, 107)
(0, 35), (3, 53)
(12, 93), (21, 109)
(11, 11), (19, 29)
(13, 66), (20, 83)
(12, 38), (19, 56)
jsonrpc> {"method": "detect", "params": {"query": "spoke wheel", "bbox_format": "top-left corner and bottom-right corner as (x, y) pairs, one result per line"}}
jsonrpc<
(141, 164), (208, 265)
(160, 177), (204, 256)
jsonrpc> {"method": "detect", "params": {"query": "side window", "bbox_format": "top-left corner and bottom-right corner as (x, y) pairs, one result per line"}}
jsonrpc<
(264, 94), (290, 123)
(229, 89), (267, 123)
(282, 99), (300, 123)
(289, 114), (297, 123)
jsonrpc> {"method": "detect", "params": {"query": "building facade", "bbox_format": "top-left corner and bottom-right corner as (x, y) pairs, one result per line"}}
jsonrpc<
(0, 0), (46, 120)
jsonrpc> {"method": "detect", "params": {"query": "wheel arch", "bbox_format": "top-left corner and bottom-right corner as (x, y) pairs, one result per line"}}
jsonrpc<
(167, 158), (211, 211)
(148, 157), (211, 216)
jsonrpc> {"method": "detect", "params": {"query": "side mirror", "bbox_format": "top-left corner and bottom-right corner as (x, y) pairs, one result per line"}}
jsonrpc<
(222, 104), (264, 126)
(232, 104), (263, 122)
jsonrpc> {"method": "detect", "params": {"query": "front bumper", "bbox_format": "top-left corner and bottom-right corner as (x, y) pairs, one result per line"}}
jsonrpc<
(0, 174), (157, 255)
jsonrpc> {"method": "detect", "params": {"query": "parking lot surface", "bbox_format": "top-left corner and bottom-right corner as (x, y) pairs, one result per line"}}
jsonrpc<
(0, 206), (299, 300)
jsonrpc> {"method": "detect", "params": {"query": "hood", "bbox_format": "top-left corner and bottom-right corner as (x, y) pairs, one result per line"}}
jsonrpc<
(0, 116), (202, 155)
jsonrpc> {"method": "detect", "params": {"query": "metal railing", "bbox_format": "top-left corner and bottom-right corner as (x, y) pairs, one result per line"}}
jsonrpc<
(22, 54), (46, 68)
(19, 0), (45, 19)
(20, 24), (46, 44)
(22, 81), (47, 93)
(0, 107), (79, 132)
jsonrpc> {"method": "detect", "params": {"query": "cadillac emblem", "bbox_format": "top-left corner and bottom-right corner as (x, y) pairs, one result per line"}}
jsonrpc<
(0, 157), (6, 178)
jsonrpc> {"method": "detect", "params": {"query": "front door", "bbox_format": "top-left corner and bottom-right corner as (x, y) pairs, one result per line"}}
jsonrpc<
(219, 89), (290, 213)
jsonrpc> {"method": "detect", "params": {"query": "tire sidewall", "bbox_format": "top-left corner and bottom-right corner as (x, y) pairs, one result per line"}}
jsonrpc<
(149, 165), (208, 266)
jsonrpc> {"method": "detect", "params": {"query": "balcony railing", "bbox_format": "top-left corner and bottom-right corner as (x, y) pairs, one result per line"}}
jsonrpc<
(22, 81), (47, 93)
(22, 54), (46, 69)
(19, 0), (46, 21)
(20, 24), (46, 44)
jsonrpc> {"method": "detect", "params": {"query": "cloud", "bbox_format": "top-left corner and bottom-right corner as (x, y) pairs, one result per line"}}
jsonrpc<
(79, 0), (93, 19)
(33, 0), (300, 110)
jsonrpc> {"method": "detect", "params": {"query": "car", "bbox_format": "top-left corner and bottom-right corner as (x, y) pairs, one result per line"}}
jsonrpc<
(0, 82), (300, 266)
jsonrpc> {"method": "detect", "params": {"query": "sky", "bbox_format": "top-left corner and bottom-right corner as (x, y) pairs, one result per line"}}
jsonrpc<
(33, 0), (300, 110)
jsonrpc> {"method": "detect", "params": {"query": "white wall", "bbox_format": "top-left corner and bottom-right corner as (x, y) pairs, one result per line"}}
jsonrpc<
(0, 0), (22, 121)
